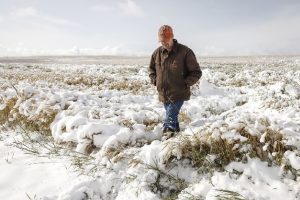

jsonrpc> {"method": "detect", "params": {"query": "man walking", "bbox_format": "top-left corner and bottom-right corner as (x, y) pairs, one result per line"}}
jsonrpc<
(149, 25), (202, 139)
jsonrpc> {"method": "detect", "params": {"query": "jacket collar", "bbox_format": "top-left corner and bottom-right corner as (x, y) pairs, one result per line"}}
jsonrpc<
(161, 39), (178, 54)
(172, 39), (178, 52)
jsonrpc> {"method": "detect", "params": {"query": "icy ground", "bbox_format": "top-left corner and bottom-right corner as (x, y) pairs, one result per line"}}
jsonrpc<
(0, 56), (300, 200)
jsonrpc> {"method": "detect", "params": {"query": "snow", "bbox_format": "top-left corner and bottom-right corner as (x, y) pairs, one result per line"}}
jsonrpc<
(213, 158), (300, 200)
(0, 136), (77, 200)
(284, 151), (300, 170)
(1, 55), (300, 199)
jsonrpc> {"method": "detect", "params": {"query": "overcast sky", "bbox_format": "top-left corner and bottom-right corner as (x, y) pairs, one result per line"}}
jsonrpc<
(0, 0), (300, 56)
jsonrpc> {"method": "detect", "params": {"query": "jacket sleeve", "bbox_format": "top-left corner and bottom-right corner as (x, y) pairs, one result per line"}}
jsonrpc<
(184, 49), (202, 86)
(149, 52), (156, 86)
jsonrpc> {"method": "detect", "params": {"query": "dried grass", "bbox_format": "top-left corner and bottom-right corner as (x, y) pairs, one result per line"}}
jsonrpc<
(141, 161), (188, 200)
(215, 189), (246, 200)
(0, 97), (17, 125)
(179, 110), (192, 124)
(109, 80), (146, 94)
(1, 67), (152, 96)
(119, 119), (135, 130)
(162, 123), (290, 173)
(104, 145), (127, 163)
(143, 118), (160, 131)
(10, 130), (102, 176)
(8, 107), (58, 136)
(0, 86), (58, 136)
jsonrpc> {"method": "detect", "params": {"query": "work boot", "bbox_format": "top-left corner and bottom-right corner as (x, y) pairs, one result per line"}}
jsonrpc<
(163, 127), (175, 133)
(162, 127), (175, 141)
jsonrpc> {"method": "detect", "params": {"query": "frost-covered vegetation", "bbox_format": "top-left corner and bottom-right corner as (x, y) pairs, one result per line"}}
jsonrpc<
(0, 56), (300, 199)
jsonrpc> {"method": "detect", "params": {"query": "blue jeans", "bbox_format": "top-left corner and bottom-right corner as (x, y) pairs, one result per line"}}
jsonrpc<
(163, 100), (184, 131)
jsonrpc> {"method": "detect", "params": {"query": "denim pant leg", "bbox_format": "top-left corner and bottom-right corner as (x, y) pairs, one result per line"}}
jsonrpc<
(163, 101), (184, 130)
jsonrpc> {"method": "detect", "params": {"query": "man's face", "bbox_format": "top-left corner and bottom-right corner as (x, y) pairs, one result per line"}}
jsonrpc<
(159, 36), (173, 50)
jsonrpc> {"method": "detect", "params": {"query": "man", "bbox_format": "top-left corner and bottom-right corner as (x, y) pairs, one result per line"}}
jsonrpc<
(149, 25), (202, 139)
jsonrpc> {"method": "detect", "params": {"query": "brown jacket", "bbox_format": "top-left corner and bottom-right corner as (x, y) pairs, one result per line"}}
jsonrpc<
(149, 39), (202, 102)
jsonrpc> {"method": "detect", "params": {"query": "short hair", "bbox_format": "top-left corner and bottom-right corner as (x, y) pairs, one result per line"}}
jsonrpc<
(158, 25), (174, 39)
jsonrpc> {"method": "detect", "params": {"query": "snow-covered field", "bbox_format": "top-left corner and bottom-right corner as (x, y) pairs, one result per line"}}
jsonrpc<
(0, 55), (300, 200)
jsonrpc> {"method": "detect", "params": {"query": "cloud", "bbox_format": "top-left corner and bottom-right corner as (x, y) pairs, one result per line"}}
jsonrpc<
(90, 4), (114, 12)
(226, 12), (300, 55)
(192, 8), (300, 56)
(41, 16), (80, 27)
(9, 6), (79, 27)
(10, 7), (37, 17)
(119, 0), (145, 17)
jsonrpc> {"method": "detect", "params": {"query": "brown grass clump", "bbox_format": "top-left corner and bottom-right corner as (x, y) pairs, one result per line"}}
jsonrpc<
(0, 97), (17, 125)
(0, 90), (58, 136)
(104, 145), (127, 163)
(179, 110), (191, 124)
(1, 70), (106, 89)
(103, 139), (151, 164)
(64, 75), (105, 86)
(9, 106), (58, 136)
(222, 78), (247, 87)
(143, 119), (160, 131)
(2, 71), (65, 84)
(145, 161), (188, 200)
(109, 80), (148, 94)
(162, 123), (289, 173)
(176, 135), (216, 173)
(162, 134), (240, 173)
(238, 127), (284, 165)
(119, 119), (135, 130)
